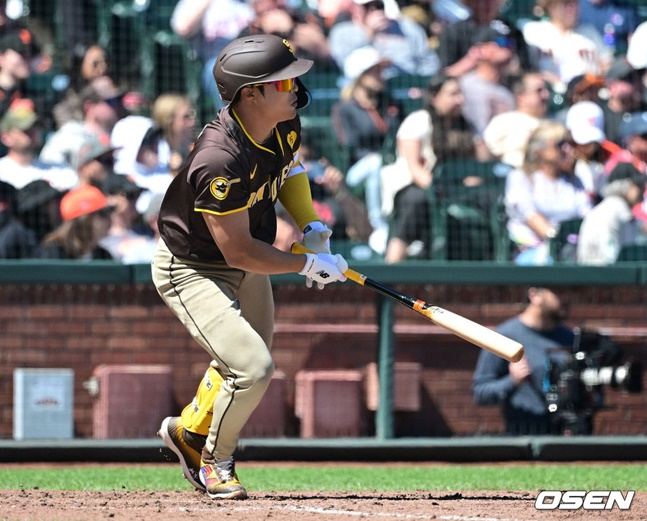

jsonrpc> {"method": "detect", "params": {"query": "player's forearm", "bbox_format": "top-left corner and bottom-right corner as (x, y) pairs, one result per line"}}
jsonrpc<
(220, 238), (307, 274)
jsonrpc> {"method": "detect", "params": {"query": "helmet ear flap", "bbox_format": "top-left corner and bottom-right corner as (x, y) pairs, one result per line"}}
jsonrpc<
(295, 77), (311, 110)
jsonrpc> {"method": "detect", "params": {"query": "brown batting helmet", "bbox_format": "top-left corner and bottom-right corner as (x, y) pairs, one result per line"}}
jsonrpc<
(213, 34), (313, 108)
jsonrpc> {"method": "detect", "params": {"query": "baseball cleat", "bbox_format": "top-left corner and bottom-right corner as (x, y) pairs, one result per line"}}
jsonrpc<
(158, 416), (205, 492)
(200, 458), (248, 500)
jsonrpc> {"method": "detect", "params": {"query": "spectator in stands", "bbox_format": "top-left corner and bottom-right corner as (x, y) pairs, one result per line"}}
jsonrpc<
(577, 162), (647, 265)
(77, 44), (109, 88)
(238, 1), (338, 73)
(472, 287), (576, 435)
(458, 24), (516, 136)
(602, 57), (646, 146)
(551, 73), (605, 124)
(111, 115), (172, 213)
(75, 136), (120, 190)
(64, 44), (110, 96)
(121, 192), (165, 264)
(39, 185), (114, 260)
(603, 113), (647, 223)
(57, 2), (99, 72)
(522, 0), (613, 87)
(0, 100), (77, 190)
(438, 0), (531, 78)
(627, 20), (647, 71)
(15, 179), (65, 242)
(317, 0), (353, 30)
(396, 0), (434, 39)
(300, 138), (373, 243)
(171, 0), (255, 109)
(0, 0), (20, 36)
(0, 27), (43, 117)
(151, 93), (197, 176)
(328, 0), (440, 78)
(0, 179), (38, 258)
(578, 0), (641, 57)
(605, 111), (647, 175)
(52, 45), (114, 127)
(381, 73), (487, 262)
(619, 113), (647, 166)
(483, 72), (550, 169)
(332, 47), (402, 253)
(99, 172), (150, 262)
(566, 73), (604, 107)
(505, 120), (593, 265)
(41, 76), (125, 169)
(565, 100), (613, 199)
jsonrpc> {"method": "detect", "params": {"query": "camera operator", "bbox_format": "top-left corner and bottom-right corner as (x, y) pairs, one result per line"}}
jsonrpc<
(472, 287), (576, 435)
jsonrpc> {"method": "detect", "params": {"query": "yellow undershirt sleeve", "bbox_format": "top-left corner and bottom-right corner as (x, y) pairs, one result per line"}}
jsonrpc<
(278, 172), (320, 231)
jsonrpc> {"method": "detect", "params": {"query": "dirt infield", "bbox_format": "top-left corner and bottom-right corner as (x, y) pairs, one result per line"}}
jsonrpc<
(1, 488), (645, 520)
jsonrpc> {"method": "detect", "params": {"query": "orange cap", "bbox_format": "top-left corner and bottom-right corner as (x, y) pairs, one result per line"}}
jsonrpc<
(60, 185), (109, 220)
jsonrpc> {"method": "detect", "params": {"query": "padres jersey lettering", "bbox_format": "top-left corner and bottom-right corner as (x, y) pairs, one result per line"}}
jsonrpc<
(158, 108), (303, 262)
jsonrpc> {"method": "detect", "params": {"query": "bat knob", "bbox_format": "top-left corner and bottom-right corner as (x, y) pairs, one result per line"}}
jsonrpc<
(509, 346), (524, 363)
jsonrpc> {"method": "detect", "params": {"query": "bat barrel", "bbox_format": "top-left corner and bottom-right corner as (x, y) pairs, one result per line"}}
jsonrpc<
(426, 306), (524, 363)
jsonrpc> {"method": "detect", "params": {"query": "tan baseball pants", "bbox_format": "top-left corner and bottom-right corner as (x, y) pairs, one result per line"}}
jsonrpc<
(152, 239), (275, 463)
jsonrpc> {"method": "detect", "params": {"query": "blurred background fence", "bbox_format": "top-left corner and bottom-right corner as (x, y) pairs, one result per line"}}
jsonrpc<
(1, 263), (646, 442)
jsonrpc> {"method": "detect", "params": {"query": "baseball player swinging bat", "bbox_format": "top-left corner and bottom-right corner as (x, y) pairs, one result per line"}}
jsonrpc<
(292, 242), (524, 363)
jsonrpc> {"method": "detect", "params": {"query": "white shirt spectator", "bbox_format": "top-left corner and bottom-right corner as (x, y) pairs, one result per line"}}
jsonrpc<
(380, 109), (432, 216)
(523, 20), (612, 83)
(0, 156), (77, 191)
(505, 167), (592, 248)
(577, 195), (638, 265)
(627, 20), (647, 70)
(111, 115), (172, 213)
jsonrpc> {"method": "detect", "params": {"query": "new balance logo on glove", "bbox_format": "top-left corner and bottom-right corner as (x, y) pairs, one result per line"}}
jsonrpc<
(298, 251), (348, 287)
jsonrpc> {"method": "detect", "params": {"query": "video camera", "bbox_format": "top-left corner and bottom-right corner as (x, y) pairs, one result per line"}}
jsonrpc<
(544, 328), (642, 435)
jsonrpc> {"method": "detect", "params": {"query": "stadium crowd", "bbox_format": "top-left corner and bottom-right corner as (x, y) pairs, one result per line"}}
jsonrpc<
(1, 0), (646, 265)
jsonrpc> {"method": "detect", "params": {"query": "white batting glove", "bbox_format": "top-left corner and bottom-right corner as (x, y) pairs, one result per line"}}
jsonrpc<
(302, 221), (332, 289)
(299, 252), (348, 287)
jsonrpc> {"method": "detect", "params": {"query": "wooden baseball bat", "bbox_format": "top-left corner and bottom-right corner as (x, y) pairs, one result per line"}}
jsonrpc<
(292, 243), (524, 363)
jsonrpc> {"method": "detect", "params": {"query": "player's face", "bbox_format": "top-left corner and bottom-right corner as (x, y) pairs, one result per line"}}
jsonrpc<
(253, 78), (299, 122)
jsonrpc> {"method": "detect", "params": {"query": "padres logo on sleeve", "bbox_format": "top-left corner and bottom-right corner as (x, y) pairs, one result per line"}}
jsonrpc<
(210, 177), (241, 200)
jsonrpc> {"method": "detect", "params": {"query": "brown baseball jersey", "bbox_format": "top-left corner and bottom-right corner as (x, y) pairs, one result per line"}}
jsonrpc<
(158, 107), (303, 262)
